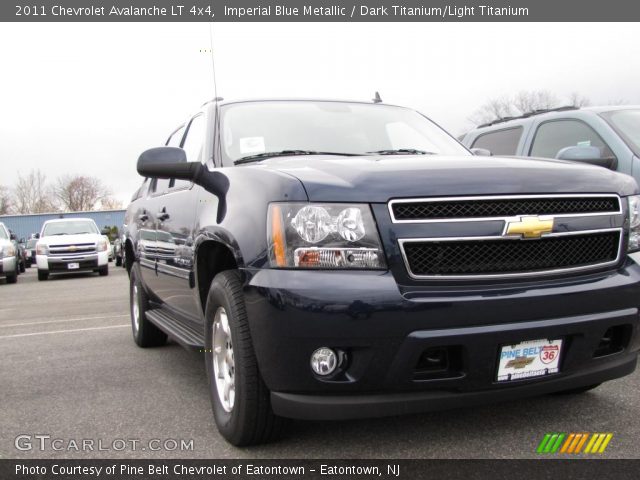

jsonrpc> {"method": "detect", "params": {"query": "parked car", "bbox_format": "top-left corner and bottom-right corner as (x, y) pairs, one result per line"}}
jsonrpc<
(0, 222), (18, 284)
(125, 98), (640, 446)
(36, 218), (110, 280)
(24, 238), (38, 266)
(462, 105), (640, 183)
(14, 238), (27, 273)
(103, 235), (114, 262)
(113, 238), (124, 267)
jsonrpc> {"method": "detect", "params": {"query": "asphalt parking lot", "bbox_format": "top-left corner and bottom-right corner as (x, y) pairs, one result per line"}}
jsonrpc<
(1, 266), (639, 459)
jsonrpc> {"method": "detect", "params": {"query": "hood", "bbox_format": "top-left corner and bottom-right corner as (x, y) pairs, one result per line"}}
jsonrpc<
(40, 233), (102, 246)
(255, 155), (638, 202)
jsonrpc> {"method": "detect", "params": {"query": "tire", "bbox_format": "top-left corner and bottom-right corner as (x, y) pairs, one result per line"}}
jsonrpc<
(115, 256), (122, 267)
(553, 383), (601, 395)
(19, 261), (25, 273)
(6, 266), (18, 284)
(99, 265), (109, 276)
(204, 270), (285, 446)
(129, 263), (167, 348)
(37, 270), (48, 281)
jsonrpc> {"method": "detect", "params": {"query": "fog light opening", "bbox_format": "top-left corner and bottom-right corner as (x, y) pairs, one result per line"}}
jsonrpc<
(310, 347), (339, 376)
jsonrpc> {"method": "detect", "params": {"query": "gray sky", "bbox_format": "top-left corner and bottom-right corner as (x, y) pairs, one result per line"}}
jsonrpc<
(1, 22), (639, 204)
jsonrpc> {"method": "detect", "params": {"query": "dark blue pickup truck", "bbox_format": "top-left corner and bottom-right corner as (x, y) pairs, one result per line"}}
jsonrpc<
(124, 99), (640, 445)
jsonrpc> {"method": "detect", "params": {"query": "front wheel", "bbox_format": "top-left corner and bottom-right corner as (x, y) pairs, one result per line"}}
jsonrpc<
(37, 270), (48, 281)
(129, 263), (166, 347)
(204, 270), (285, 446)
(99, 265), (109, 276)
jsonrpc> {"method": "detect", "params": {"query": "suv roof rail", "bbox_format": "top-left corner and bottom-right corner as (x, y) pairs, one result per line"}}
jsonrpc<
(477, 105), (579, 128)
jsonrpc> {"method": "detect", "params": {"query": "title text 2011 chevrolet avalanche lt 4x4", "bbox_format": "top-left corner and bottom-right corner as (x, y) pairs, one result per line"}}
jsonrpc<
(125, 99), (640, 446)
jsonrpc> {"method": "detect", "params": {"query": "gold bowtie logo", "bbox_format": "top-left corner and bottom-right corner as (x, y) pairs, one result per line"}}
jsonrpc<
(505, 216), (554, 239)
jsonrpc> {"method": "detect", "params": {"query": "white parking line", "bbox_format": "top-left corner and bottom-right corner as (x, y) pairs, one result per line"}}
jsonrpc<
(0, 324), (129, 339)
(0, 314), (129, 328)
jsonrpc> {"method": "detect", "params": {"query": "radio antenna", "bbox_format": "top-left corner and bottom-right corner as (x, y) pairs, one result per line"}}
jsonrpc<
(208, 22), (221, 102)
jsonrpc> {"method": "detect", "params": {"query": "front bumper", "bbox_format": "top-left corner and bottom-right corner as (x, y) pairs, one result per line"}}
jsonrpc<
(243, 262), (640, 420)
(36, 251), (108, 272)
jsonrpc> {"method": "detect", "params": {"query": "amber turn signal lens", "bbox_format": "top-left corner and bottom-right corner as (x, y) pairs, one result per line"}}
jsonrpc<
(270, 205), (287, 267)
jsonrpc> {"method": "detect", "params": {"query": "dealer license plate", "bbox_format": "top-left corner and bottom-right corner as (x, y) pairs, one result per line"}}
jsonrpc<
(497, 338), (562, 382)
(67, 262), (80, 270)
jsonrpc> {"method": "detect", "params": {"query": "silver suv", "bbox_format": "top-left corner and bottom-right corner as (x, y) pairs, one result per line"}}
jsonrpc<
(462, 106), (640, 185)
(0, 222), (18, 284)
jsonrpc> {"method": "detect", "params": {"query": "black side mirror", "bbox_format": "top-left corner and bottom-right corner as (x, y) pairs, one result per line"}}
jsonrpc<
(9, 232), (16, 241)
(137, 147), (201, 181)
(555, 146), (617, 170)
(470, 148), (492, 156)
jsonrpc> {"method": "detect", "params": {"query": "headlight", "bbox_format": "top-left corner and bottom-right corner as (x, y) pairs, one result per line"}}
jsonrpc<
(97, 239), (108, 252)
(36, 243), (49, 255)
(1, 245), (15, 258)
(267, 203), (386, 269)
(629, 195), (640, 252)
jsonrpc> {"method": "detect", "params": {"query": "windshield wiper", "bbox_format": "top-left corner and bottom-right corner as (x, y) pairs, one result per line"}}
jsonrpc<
(234, 150), (359, 165)
(366, 149), (437, 155)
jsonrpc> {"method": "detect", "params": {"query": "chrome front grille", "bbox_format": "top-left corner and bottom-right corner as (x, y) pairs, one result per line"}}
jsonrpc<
(48, 243), (97, 256)
(390, 194), (625, 279)
(389, 194), (621, 223)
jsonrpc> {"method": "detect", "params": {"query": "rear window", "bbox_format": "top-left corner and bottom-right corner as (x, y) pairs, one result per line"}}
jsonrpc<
(471, 127), (523, 155)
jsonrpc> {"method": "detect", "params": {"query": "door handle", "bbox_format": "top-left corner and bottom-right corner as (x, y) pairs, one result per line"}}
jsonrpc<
(157, 208), (170, 221)
(138, 210), (148, 222)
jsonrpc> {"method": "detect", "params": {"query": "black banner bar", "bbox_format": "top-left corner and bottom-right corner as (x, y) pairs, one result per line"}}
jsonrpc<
(2, 0), (640, 22)
(2, 459), (640, 480)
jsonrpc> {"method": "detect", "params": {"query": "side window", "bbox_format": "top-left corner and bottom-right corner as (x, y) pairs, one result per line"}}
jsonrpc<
(182, 115), (206, 163)
(166, 125), (186, 147)
(169, 115), (205, 190)
(471, 127), (523, 155)
(132, 178), (150, 201)
(150, 178), (170, 195)
(530, 120), (615, 159)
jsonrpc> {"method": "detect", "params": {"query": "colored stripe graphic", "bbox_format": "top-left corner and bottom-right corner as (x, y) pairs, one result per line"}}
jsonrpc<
(538, 433), (613, 454)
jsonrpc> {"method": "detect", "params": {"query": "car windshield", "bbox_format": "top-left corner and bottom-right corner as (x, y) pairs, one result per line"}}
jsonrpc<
(220, 101), (469, 164)
(602, 109), (640, 157)
(42, 220), (98, 236)
(0, 225), (8, 240)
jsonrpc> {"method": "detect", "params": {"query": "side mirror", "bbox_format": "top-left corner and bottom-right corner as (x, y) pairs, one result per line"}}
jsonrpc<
(34, 233), (40, 239)
(555, 146), (617, 170)
(470, 148), (492, 156)
(137, 147), (202, 181)
(9, 232), (16, 241)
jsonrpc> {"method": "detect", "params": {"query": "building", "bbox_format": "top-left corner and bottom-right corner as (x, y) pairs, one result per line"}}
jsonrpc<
(0, 209), (126, 241)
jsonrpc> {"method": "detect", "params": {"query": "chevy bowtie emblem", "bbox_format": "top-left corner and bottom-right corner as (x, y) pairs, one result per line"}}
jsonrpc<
(505, 216), (554, 239)
(69, 245), (77, 251)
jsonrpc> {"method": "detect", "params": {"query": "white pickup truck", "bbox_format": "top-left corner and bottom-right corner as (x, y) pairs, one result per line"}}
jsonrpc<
(36, 218), (109, 281)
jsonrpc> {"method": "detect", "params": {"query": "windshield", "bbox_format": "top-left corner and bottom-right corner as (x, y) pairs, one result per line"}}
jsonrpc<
(220, 101), (468, 164)
(42, 220), (98, 237)
(0, 224), (8, 240)
(602, 109), (640, 157)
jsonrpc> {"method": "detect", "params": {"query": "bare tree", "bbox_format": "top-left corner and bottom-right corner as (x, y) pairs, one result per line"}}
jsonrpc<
(469, 90), (591, 126)
(0, 185), (12, 215)
(568, 92), (591, 107)
(54, 175), (111, 212)
(13, 169), (55, 214)
(100, 196), (123, 210)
